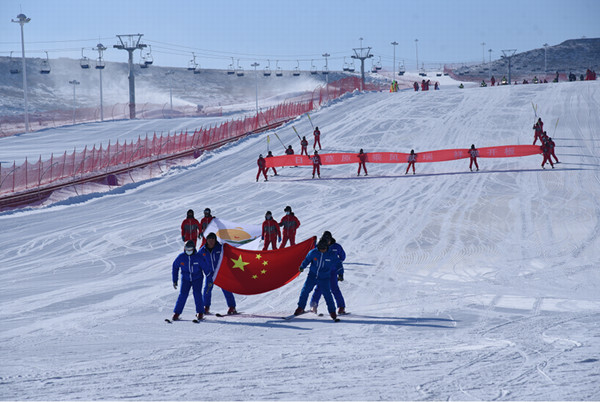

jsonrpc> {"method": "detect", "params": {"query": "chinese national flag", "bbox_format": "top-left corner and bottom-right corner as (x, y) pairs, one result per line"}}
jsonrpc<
(213, 236), (317, 295)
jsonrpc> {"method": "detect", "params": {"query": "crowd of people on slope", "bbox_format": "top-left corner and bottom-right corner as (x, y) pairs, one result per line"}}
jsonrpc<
(468, 69), (597, 89)
(413, 80), (440, 91)
(172, 206), (347, 322)
(533, 117), (560, 169)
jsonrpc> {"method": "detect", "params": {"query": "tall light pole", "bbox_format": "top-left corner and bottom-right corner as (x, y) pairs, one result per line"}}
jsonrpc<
(94, 43), (106, 121)
(251, 62), (260, 116)
(165, 70), (174, 116)
(488, 49), (493, 79)
(114, 34), (146, 119)
(69, 80), (80, 125)
(322, 52), (330, 98)
(488, 48), (492, 63)
(12, 13), (30, 132)
(543, 43), (549, 73)
(415, 39), (419, 71)
(481, 42), (486, 63)
(391, 41), (398, 77)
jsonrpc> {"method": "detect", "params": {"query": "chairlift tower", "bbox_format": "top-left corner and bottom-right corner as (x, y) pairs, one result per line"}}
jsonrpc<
(391, 41), (398, 77)
(501, 49), (517, 85)
(251, 62), (260, 116)
(113, 34), (146, 119)
(94, 43), (107, 121)
(351, 38), (373, 91)
(69, 80), (80, 125)
(12, 13), (30, 132)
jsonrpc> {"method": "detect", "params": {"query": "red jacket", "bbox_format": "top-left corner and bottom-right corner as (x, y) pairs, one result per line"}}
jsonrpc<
(279, 213), (301, 236)
(358, 153), (367, 163)
(200, 216), (214, 236)
(262, 218), (281, 241)
(181, 218), (201, 242)
(311, 154), (322, 166)
(257, 156), (266, 169)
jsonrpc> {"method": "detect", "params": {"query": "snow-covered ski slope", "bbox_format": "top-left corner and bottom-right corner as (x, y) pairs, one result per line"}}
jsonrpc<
(1, 79), (599, 400)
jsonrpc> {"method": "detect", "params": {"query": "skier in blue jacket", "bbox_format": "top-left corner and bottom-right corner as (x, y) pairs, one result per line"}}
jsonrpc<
(200, 233), (237, 315)
(171, 240), (210, 321)
(294, 237), (343, 321)
(310, 231), (347, 314)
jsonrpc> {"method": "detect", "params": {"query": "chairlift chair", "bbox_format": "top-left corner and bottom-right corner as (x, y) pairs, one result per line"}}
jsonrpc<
(144, 45), (153, 65)
(264, 60), (271, 76)
(398, 62), (405, 76)
(80, 48), (90, 69)
(227, 57), (235, 75)
(371, 60), (377, 73)
(139, 49), (149, 68)
(375, 56), (382, 71)
(343, 57), (349, 72)
(348, 61), (355, 72)
(322, 66), (329, 75)
(275, 60), (283, 77)
(292, 60), (300, 76)
(40, 51), (51, 74)
(9, 51), (19, 74)
(236, 59), (244, 76)
(95, 56), (105, 69)
(310, 59), (317, 75)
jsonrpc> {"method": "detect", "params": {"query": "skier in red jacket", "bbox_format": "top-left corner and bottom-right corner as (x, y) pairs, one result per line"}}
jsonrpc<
(533, 118), (544, 145)
(311, 150), (322, 179)
(547, 137), (559, 163)
(357, 149), (368, 176)
(181, 209), (201, 246)
(405, 149), (417, 174)
(313, 127), (322, 150)
(541, 140), (555, 169)
(256, 154), (268, 182)
(266, 151), (278, 177)
(199, 208), (215, 246)
(279, 205), (301, 247)
(468, 144), (479, 171)
(262, 210), (281, 250)
(300, 136), (309, 156)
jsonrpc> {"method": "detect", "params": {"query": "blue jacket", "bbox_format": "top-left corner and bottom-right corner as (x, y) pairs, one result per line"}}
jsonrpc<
(329, 242), (346, 262)
(300, 247), (343, 279)
(198, 242), (223, 282)
(172, 251), (205, 283)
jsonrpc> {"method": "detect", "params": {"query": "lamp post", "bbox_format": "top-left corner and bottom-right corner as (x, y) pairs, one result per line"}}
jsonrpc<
(391, 41), (398, 77)
(415, 39), (419, 71)
(69, 80), (80, 125)
(543, 43), (549, 73)
(165, 70), (174, 116)
(481, 42), (486, 63)
(94, 43), (106, 121)
(12, 13), (30, 132)
(251, 62), (260, 116)
(322, 52), (330, 98)
(488, 49), (493, 79)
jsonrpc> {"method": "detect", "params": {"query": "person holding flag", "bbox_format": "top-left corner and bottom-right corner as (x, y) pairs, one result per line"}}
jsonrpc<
(311, 150), (322, 179)
(200, 233), (237, 315)
(405, 149), (417, 175)
(279, 206), (301, 247)
(171, 240), (209, 322)
(313, 126), (322, 150)
(181, 209), (201, 246)
(262, 211), (281, 250)
(310, 231), (347, 315)
(300, 136), (309, 156)
(468, 144), (479, 172)
(266, 151), (278, 177)
(199, 208), (215, 246)
(357, 149), (368, 176)
(256, 154), (268, 182)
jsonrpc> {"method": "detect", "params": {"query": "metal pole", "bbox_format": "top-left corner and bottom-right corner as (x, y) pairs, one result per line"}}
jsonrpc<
(481, 42), (486, 63)
(12, 14), (30, 132)
(94, 43), (106, 121)
(166, 70), (174, 115)
(415, 39), (419, 71)
(543, 43), (548, 73)
(391, 41), (398, 77)
(69, 80), (79, 125)
(114, 34), (146, 120)
(251, 62), (260, 116)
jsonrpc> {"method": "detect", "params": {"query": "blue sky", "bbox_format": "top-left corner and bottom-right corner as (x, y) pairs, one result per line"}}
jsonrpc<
(1, 0), (599, 71)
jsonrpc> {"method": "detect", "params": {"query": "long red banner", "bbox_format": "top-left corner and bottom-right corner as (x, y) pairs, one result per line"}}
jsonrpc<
(264, 145), (542, 168)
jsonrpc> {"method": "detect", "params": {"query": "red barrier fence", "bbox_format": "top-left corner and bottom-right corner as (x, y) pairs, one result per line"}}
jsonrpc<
(0, 77), (386, 200)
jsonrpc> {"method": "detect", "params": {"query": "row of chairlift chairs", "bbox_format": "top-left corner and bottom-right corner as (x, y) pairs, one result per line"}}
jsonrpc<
(8, 47), (109, 75)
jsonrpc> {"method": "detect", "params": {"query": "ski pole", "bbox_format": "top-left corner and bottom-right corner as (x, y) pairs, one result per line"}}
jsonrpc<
(267, 135), (270, 152)
(307, 112), (315, 130)
(292, 126), (301, 140)
(274, 132), (287, 151)
(553, 118), (559, 137)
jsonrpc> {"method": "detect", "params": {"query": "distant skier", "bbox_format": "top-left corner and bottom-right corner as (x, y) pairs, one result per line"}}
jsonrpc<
(313, 126), (322, 150)
(285, 145), (294, 155)
(405, 149), (417, 175)
(533, 118), (544, 145)
(294, 237), (343, 321)
(357, 149), (368, 176)
(547, 137), (559, 163)
(541, 139), (555, 169)
(469, 144), (479, 171)
(491, 76), (496, 86)
(200, 233), (237, 315)
(310, 231), (347, 315)
(262, 210), (281, 250)
(266, 150), (278, 177)
(311, 150), (322, 179)
(279, 205), (301, 248)
(181, 209), (201, 246)
(171, 240), (209, 322)
(199, 208), (215, 246)
(413, 82), (419, 91)
(256, 154), (268, 182)
(300, 136), (309, 156)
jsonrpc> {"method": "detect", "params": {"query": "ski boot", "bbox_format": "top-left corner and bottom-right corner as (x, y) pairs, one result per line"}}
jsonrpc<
(172, 313), (180, 321)
(227, 307), (238, 315)
(196, 313), (203, 321)
(204, 306), (210, 314)
(294, 307), (305, 316)
(337, 307), (346, 315)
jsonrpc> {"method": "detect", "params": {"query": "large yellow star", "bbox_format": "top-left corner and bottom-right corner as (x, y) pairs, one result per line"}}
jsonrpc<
(231, 255), (249, 271)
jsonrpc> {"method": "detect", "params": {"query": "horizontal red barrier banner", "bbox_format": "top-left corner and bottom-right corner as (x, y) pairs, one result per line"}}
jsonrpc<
(265, 145), (542, 168)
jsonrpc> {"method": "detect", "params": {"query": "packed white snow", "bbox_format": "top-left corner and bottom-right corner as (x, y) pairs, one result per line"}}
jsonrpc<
(1, 77), (599, 401)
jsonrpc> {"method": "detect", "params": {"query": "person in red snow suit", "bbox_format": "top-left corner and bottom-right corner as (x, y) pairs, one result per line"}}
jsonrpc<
(199, 208), (215, 246)
(256, 154), (268, 182)
(541, 140), (554, 169)
(468, 144), (479, 171)
(413, 82), (419, 91)
(313, 127), (322, 150)
(311, 150), (322, 178)
(491, 76), (496, 86)
(357, 149), (368, 176)
(405, 149), (417, 174)
(285, 145), (294, 155)
(547, 137), (559, 163)
(279, 205), (301, 247)
(533, 118), (544, 145)
(262, 210), (281, 250)
(300, 136), (309, 156)
(181, 209), (201, 246)
(265, 151), (278, 177)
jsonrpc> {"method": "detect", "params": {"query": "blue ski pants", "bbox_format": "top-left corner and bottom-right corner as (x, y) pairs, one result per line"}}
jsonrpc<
(174, 278), (204, 314)
(203, 282), (236, 308)
(310, 272), (345, 309)
(298, 274), (336, 314)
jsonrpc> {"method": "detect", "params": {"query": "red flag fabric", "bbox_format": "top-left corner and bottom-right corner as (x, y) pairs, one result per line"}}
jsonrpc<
(264, 145), (541, 168)
(213, 236), (317, 295)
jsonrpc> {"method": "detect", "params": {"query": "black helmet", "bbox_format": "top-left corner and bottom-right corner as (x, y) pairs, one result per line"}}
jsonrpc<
(317, 238), (329, 250)
(204, 208), (211, 215)
(187, 209), (194, 218)
(284, 205), (292, 212)
(184, 240), (196, 255)
(322, 230), (332, 240)
(265, 210), (272, 219)
(206, 232), (217, 240)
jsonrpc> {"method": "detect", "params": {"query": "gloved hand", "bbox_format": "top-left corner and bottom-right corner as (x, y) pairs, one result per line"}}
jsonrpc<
(278, 236), (282, 242)
(338, 274), (344, 282)
(173, 282), (178, 289)
(261, 236), (264, 241)
(206, 282), (213, 289)
(299, 266), (304, 273)
(181, 236), (185, 242)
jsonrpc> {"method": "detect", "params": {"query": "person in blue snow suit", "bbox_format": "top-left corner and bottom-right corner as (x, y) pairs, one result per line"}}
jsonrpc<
(171, 240), (210, 321)
(294, 237), (344, 321)
(310, 231), (347, 314)
(200, 232), (238, 315)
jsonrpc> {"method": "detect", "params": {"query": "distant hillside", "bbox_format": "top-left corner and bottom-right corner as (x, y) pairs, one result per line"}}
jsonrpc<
(447, 38), (600, 81)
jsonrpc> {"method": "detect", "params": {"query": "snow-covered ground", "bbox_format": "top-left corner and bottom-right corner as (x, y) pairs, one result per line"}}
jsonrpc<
(1, 77), (599, 400)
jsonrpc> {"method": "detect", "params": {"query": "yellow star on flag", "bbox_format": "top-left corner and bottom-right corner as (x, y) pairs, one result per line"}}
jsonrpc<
(231, 255), (249, 271)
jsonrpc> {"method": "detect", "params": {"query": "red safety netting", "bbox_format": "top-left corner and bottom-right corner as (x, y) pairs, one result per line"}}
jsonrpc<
(265, 145), (542, 167)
